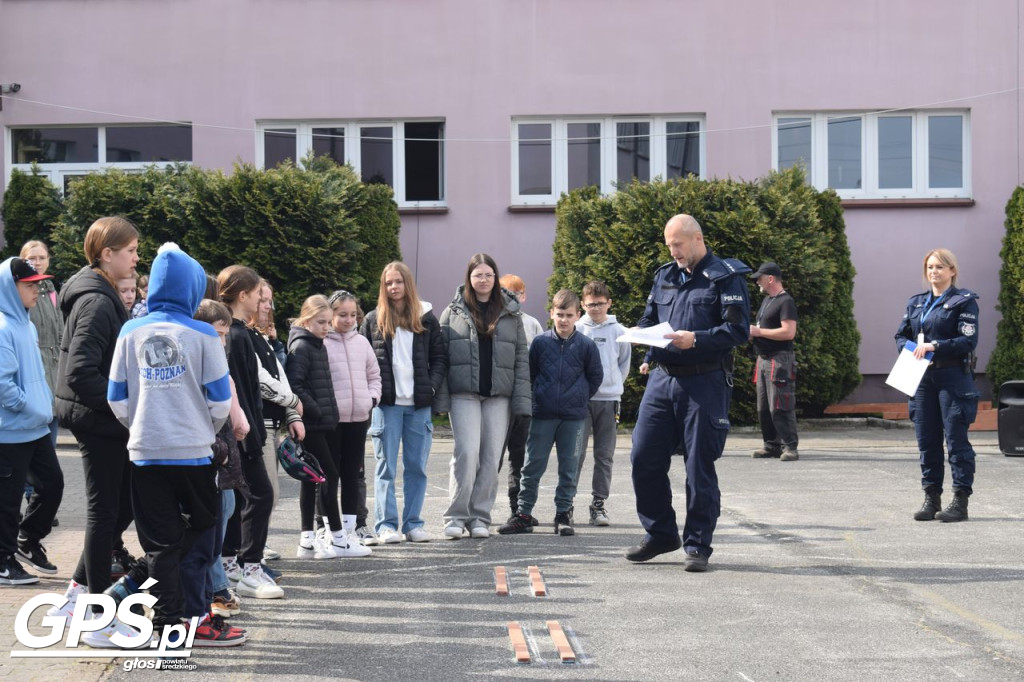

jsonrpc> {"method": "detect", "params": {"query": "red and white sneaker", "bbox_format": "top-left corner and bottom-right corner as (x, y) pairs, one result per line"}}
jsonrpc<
(191, 613), (247, 647)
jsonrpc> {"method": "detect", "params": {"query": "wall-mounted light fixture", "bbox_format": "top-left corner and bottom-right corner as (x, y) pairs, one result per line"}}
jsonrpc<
(0, 83), (21, 111)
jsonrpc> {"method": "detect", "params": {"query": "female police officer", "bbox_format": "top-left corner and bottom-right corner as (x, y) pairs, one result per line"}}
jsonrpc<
(895, 248), (980, 523)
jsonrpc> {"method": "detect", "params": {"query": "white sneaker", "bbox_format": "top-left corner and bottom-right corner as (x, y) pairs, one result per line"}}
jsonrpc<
(405, 527), (431, 543)
(378, 528), (403, 544)
(222, 556), (242, 584)
(82, 616), (144, 649)
(354, 526), (380, 546)
(47, 581), (86, 621)
(263, 546), (281, 561)
(235, 563), (284, 599)
(312, 530), (338, 559)
(330, 530), (372, 557)
(469, 525), (490, 539)
(443, 524), (465, 540)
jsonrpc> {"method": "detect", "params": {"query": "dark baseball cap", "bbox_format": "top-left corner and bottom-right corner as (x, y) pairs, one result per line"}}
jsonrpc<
(749, 262), (782, 279)
(10, 257), (53, 283)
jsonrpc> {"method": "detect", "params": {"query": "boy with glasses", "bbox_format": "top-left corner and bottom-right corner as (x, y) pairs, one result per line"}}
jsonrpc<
(575, 281), (631, 525)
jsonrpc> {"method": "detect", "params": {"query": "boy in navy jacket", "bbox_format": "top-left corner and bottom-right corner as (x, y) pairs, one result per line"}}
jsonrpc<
(499, 289), (602, 536)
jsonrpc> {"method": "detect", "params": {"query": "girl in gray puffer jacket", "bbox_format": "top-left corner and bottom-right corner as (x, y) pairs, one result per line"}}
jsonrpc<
(435, 253), (530, 540)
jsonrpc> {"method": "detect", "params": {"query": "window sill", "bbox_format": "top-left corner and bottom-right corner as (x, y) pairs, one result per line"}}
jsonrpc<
(508, 205), (556, 213)
(840, 198), (975, 209)
(397, 206), (449, 216)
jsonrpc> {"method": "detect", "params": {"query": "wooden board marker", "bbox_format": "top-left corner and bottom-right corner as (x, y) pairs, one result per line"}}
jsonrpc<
(527, 565), (547, 597)
(494, 566), (509, 596)
(546, 620), (576, 663)
(507, 621), (531, 663)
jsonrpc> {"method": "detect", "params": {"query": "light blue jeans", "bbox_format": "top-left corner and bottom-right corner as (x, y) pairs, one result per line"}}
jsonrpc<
(517, 418), (584, 517)
(369, 405), (433, 534)
(208, 489), (235, 594)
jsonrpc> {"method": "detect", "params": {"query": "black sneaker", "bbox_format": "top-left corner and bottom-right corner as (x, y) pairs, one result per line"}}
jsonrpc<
(16, 537), (57, 575)
(554, 510), (575, 536)
(625, 535), (682, 562)
(0, 554), (40, 585)
(111, 546), (137, 580)
(498, 513), (535, 534)
(683, 550), (710, 573)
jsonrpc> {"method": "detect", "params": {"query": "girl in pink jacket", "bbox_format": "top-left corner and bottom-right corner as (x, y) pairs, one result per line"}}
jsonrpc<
(324, 290), (382, 550)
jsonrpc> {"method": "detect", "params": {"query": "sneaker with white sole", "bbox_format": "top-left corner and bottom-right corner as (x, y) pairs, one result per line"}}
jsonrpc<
(211, 590), (241, 618)
(47, 580), (86, 620)
(0, 554), (38, 585)
(329, 530), (372, 557)
(378, 528), (403, 544)
(17, 537), (58, 574)
(405, 527), (431, 543)
(222, 556), (242, 584)
(82, 616), (144, 649)
(235, 563), (284, 599)
(263, 546), (281, 561)
(354, 526), (380, 546)
(443, 524), (465, 540)
(469, 525), (490, 539)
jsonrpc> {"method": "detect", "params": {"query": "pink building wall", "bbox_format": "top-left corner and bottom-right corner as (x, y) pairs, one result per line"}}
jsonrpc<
(1, 0), (1019, 395)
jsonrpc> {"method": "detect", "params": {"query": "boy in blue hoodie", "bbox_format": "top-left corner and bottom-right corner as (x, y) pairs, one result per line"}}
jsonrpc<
(499, 289), (602, 537)
(108, 244), (243, 645)
(0, 258), (65, 585)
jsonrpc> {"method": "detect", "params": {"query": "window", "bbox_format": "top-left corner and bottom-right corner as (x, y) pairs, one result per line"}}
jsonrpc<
(511, 115), (705, 205)
(772, 111), (970, 199)
(7, 124), (192, 193)
(256, 120), (446, 208)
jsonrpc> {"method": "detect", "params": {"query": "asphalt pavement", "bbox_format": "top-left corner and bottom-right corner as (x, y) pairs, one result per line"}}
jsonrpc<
(3, 423), (1023, 681)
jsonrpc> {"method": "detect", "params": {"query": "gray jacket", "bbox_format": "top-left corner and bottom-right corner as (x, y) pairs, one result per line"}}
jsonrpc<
(29, 278), (63, 410)
(435, 286), (530, 416)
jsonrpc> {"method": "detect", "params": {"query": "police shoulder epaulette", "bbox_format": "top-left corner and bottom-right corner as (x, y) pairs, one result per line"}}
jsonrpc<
(654, 260), (676, 273)
(703, 258), (752, 282)
(945, 289), (979, 308)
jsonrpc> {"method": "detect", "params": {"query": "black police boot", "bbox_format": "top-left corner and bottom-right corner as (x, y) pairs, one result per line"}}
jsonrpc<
(913, 491), (942, 521)
(935, 491), (969, 522)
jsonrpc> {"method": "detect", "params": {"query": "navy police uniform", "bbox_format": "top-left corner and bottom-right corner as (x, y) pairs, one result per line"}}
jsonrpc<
(895, 287), (980, 496)
(631, 250), (750, 557)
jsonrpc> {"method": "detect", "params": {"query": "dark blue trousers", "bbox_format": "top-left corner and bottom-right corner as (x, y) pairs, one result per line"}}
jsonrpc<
(631, 368), (731, 556)
(909, 366), (978, 495)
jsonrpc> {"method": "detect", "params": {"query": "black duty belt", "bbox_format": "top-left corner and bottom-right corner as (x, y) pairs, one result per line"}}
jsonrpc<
(659, 362), (721, 377)
(930, 357), (966, 370)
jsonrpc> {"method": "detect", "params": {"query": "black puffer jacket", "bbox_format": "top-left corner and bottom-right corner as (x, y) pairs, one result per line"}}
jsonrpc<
(55, 266), (129, 438)
(286, 326), (339, 432)
(361, 302), (447, 410)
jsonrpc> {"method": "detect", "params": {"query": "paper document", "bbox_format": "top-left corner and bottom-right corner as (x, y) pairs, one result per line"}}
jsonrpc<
(884, 341), (933, 397)
(616, 322), (675, 349)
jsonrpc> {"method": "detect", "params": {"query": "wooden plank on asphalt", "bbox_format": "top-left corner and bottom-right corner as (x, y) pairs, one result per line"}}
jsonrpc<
(527, 565), (547, 597)
(546, 620), (576, 663)
(494, 566), (509, 596)
(507, 621), (531, 663)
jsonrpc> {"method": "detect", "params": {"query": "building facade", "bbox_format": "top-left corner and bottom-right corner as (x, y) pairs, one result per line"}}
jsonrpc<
(2, 0), (1020, 400)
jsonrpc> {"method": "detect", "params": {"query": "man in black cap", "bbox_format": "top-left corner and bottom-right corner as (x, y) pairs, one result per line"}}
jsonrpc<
(749, 262), (800, 461)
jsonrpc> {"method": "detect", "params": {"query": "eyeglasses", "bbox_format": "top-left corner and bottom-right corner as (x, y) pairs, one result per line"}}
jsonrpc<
(583, 301), (609, 309)
(471, 273), (495, 281)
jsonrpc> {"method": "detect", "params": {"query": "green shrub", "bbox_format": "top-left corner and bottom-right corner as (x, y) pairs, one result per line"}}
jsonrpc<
(549, 167), (860, 424)
(0, 165), (64, 259)
(988, 186), (1024, 394)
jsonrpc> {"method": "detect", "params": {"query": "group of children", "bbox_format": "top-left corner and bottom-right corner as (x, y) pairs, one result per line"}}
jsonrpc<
(0, 222), (634, 652)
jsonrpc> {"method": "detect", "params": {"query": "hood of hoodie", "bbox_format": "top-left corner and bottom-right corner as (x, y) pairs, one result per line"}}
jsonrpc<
(147, 245), (207, 317)
(580, 313), (620, 328)
(59, 265), (126, 319)
(0, 257), (31, 324)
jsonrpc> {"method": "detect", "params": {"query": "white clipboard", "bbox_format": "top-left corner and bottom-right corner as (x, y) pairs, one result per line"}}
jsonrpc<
(885, 341), (933, 397)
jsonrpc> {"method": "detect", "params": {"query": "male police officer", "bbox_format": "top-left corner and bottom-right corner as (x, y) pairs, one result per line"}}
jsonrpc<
(626, 214), (750, 572)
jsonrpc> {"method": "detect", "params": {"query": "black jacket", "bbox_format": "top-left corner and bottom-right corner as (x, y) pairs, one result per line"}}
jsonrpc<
(227, 318), (266, 457)
(361, 304), (447, 410)
(285, 326), (339, 432)
(55, 266), (130, 438)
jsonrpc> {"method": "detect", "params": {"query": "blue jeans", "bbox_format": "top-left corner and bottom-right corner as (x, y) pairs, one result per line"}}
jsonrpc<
(368, 405), (433, 534)
(207, 489), (235, 594)
(517, 418), (584, 517)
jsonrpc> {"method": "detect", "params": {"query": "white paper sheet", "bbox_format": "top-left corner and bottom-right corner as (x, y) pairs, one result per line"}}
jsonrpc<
(616, 322), (676, 348)
(884, 341), (933, 397)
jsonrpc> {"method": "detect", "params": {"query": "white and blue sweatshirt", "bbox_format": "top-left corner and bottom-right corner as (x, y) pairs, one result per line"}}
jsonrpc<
(575, 313), (631, 401)
(107, 244), (231, 464)
(0, 258), (53, 444)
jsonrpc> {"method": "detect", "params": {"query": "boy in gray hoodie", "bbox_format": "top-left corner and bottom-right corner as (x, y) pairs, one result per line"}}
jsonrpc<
(575, 281), (631, 526)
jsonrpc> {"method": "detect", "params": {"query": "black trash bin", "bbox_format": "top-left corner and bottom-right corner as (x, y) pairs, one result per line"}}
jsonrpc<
(998, 381), (1024, 456)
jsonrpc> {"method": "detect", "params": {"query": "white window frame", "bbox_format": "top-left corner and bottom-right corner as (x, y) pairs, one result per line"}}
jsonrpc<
(5, 125), (192, 194)
(772, 110), (971, 199)
(255, 119), (446, 209)
(510, 114), (707, 206)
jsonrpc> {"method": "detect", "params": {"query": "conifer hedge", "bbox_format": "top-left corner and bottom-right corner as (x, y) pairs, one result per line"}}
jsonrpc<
(3, 158), (401, 330)
(0, 165), (63, 258)
(987, 186), (1024, 394)
(549, 167), (861, 424)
